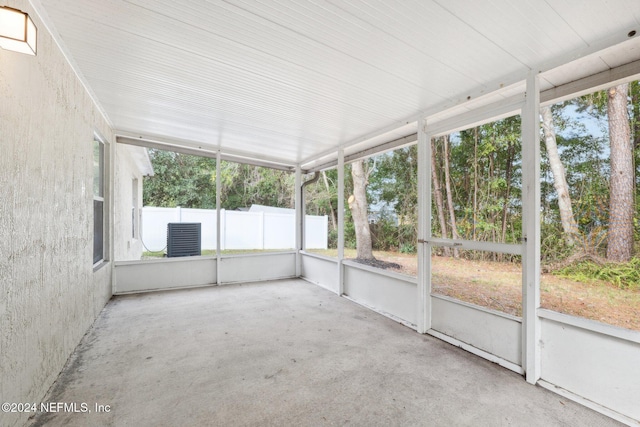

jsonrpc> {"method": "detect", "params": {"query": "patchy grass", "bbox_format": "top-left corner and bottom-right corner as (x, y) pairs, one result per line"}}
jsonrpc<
(307, 248), (640, 332)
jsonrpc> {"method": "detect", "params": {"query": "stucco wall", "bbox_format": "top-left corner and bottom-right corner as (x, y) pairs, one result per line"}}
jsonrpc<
(0, 1), (113, 426)
(114, 144), (147, 261)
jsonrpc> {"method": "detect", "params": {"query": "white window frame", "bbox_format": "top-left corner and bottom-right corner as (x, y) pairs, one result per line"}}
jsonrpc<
(93, 135), (106, 266)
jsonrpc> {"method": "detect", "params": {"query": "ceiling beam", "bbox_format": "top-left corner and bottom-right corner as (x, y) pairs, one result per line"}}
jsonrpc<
(116, 136), (296, 172)
(541, 59), (640, 106)
(304, 133), (418, 173)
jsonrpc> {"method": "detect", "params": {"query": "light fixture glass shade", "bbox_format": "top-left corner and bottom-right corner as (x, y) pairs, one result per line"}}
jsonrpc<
(0, 6), (37, 55)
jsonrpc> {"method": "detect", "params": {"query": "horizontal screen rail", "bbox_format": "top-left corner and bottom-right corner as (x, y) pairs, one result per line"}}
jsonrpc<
(421, 238), (522, 255)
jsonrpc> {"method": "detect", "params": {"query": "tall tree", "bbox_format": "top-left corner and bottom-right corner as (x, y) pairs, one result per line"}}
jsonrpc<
(348, 159), (375, 260)
(472, 127), (479, 241)
(431, 139), (450, 256)
(321, 171), (337, 231)
(606, 83), (634, 262)
(442, 135), (460, 257)
(500, 138), (516, 244)
(540, 105), (578, 245)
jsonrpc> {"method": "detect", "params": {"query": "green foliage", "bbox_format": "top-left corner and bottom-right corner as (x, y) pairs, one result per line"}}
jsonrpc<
(143, 150), (217, 208)
(327, 228), (338, 249)
(399, 243), (416, 254)
(143, 149), (294, 210)
(368, 219), (417, 252)
(343, 220), (356, 249)
(432, 115), (523, 246)
(304, 169), (339, 246)
(540, 221), (574, 264)
(555, 258), (640, 290)
(370, 219), (397, 251)
(218, 162), (294, 210)
(369, 146), (418, 228)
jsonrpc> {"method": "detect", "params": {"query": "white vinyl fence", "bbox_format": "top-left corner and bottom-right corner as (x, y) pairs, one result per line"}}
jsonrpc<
(141, 206), (328, 252)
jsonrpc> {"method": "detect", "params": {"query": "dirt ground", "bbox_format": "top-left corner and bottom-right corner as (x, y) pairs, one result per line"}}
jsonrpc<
(309, 249), (640, 332)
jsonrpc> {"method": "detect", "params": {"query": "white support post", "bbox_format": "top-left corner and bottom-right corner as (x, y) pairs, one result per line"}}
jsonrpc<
(216, 151), (221, 285)
(108, 136), (116, 290)
(417, 117), (431, 334)
(522, 71), (542, 384)
(337, 149), (345, 295)
(295, 166), (302, 277)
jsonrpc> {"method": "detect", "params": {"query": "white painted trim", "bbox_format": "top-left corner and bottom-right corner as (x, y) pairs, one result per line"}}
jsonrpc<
(541, 59), (640, 107)
(295, 166), (302, 277)
(417, 117), (430, 334)
(217, 253), (296, 284)
(305, 133), (418, 172)
(114, 283), (215, 296)
(538, 309), (640, 345)
(300, 250), (339, 263)
(114, 251), (297, 266)
(116, 133), (296, 171)
(115, 255), (218, 266)
(431, 294), (522, 323)
(299, 276), (339, 295)
(427, 329), (524, 375)
(427, 94), (525, 137)
(537, 381), (640, 427)
(342, 260), (417, 284)
(300, 121), (417, 168)
(220, 250), (297, 259)
(219, 274), (298, 286)
(342, 295), (417, 331)
(426, 238), (522, 255)
(300, 253), (340, 294)
(536, 31), (639, 81)
(337, 149), (345, 295)
(216, 150), (221, 285)
(521, 71), (542, 384)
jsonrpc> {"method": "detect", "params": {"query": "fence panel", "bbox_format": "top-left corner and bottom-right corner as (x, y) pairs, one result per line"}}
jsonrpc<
(141, 207), (327, 252)
(264, 213), (295, 249)
(181, 208), (217, 249)
(223, 210), (263, 250)
(305, 215), (328, 249)
(140, 207), (177, 252)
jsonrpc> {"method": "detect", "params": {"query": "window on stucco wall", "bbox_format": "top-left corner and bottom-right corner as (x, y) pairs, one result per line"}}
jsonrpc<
(93, 137), (105, 265)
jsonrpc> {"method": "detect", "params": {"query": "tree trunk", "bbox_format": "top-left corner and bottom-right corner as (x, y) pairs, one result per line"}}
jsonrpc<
(500, 140), (515, 244)
(606, 84), (634, 262)
(349, 160), (375, 260)
(431, 139), (451, 256)
(443, 135), (460, 257)
(540, 105), (578, 245)
(321, 171), (337, 231)
(473, 127), (479, 241)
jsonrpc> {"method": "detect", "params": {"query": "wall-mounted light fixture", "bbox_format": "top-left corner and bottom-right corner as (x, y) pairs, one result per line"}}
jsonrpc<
(0, 6), (36, 55)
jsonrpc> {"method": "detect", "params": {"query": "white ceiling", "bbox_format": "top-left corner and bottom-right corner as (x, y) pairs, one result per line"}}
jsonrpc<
(34, 0), (640, 168)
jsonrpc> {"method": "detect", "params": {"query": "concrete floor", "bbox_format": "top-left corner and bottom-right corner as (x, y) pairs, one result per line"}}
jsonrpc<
(30, 279), (620, 427)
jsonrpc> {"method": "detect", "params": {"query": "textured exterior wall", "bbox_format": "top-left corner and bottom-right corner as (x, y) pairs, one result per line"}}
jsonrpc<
(0, 1), (113, 426)
(114, 144), (146, 261)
